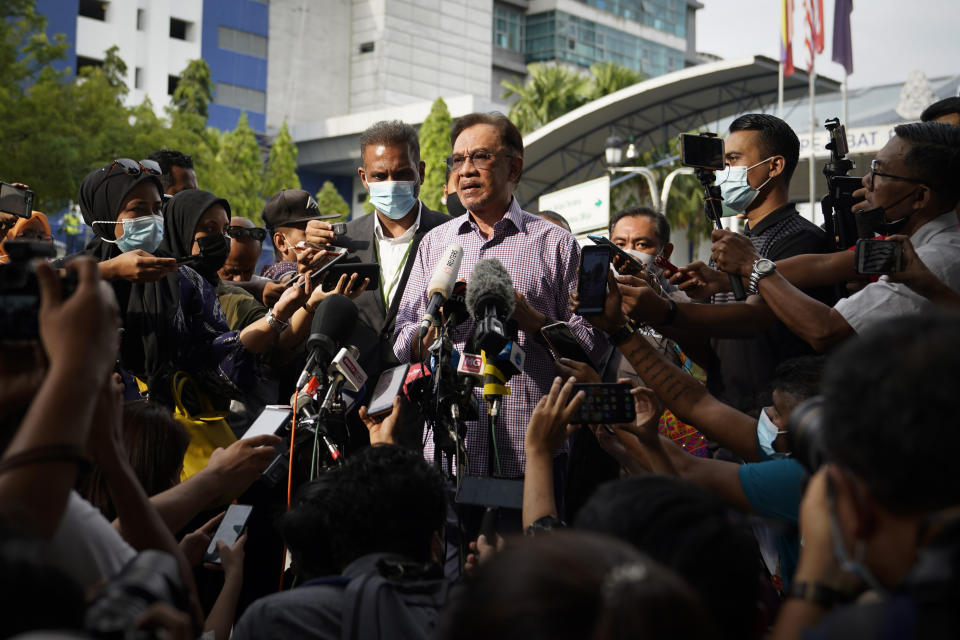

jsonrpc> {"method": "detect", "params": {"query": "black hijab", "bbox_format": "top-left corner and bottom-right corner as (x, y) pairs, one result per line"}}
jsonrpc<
(77, 164), (178, 390)
(160, 189), (231, 285)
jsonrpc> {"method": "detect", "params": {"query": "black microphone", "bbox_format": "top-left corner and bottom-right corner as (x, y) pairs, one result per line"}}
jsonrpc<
(295, 294), (359, 390)
(465, 258), (516, 356)
(443, 280), (469, 329)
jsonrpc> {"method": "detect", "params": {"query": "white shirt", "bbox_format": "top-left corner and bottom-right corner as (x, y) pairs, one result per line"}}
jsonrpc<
(373, 202), (422, 307)
(46, 490), (137, 588)
(835, 211), (960, 332)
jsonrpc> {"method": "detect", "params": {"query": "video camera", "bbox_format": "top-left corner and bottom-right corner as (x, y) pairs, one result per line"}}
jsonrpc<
(0, 240), (77, 340)
(820, 118), (863, 251)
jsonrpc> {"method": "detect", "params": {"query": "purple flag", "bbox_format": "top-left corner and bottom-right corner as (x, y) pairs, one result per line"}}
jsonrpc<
(832, 0), (853, 74)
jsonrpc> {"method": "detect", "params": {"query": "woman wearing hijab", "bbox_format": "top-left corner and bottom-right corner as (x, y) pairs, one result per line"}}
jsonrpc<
(74, 159), (306, 405)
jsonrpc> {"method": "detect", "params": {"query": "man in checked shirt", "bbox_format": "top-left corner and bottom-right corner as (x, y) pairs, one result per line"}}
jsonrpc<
(393, 112), (606, 483)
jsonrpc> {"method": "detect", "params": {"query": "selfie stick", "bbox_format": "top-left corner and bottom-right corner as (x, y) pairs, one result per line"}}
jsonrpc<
(696, 168), (746, 301)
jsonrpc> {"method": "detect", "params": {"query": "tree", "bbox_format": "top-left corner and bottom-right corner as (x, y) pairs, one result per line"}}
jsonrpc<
(588, 61), (643, 99)
(314, 181), (350, 222)
(214, 112), (264, 223)
(418, 97), (452, 213)
(170, 59), (214, 124)
(502, 63), (590, 134)
(263, 120), (301, 198)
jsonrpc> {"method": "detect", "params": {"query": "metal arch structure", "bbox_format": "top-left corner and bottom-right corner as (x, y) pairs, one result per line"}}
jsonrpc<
(516, 55), (840, 209)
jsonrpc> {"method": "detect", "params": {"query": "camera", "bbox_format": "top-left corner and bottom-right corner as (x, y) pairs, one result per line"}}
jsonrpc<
(679, 132), (725, 171)
(0, 240), (76, 340)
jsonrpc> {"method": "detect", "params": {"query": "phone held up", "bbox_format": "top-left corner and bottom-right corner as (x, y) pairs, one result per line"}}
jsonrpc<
(571, 383), (636, 425)
(854, 239), (903, 275)
(204, 503), (253, 564)
(679, 133), (725, 172)
(577, 245), (611, 315)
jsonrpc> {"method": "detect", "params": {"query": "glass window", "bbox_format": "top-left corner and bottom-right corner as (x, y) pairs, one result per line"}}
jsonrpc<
(215, 82), (267, 113)
(493, 3), (525, 53)
(78, 0), (107, 21)
(217, 26), (268, 58)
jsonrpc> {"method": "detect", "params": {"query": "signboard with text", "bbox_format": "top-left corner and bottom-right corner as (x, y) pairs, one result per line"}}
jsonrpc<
(538, 175), (610, 235)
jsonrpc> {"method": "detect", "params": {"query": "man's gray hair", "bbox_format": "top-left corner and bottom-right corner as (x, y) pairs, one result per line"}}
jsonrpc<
(359, 120), (420, 163)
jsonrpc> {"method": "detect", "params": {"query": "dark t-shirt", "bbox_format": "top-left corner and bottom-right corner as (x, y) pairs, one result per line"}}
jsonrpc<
(708, 203), (834, 413)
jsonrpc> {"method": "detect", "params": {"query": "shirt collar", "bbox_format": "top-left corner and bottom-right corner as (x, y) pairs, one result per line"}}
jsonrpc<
(743, 202), (797, 237)
(457, 196), (525, 235)
(910, 210), (960, 245)
(374, 201), (421, 243)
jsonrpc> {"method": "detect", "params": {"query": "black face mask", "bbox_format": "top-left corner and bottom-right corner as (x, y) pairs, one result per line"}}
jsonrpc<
(194, 233), (230, 283)
(444, 191), (467, 217)
(855, 188), (917, 238)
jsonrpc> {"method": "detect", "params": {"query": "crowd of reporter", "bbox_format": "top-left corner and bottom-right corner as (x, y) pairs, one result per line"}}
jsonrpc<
(0, 96), (959, 639)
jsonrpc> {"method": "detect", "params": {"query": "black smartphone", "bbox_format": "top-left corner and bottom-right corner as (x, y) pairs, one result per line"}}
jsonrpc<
(0, 182), (34, 218)
(366, 363), (410, 416)
(175, 254), (202, 265)
(577, 245), (610, 315)
(854, 239), (903, 275)
(571, 383), (636, 425)
(679, 133), (725, 171)
(301, 246), (348, 288)
(586, 234), (644, 274)
(204, 504), (253, 564)
(242, 405), (292, 439)
(323, 262), (381, 291)
(541, 321), (594, 365)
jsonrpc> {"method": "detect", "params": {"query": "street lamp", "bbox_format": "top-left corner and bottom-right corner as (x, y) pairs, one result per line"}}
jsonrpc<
(604, 135), (624, 166)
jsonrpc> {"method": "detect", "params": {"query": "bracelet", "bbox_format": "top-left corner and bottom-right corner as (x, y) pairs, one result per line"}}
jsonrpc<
(264, 308), (290, 333)
(661, 298), (678, 326)
(0, 444), (91, 476)
(786, 581), (851, 608)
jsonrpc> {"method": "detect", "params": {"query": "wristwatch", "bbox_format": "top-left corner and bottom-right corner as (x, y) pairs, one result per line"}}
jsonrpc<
(608, 319), (638, 346)
(747, 258), (777, 295)
(264, 308), (290, 333)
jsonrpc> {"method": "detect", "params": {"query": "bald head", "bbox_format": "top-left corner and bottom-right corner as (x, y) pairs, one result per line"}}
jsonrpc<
(230, 216), (254, 229)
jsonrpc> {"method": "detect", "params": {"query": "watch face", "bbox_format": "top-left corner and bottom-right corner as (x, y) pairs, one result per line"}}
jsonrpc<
(756, 258), (776, 275)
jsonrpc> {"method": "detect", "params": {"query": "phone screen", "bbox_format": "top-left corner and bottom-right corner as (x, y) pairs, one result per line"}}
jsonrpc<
(367, 364), (410, 416)
(204, 504), (253, 564)
(541, 322), (594, 366)
(571, 383), (636, 424)
(855, 239), (902, 275)
(587, 235), (644, 274)
(577, 246), (610, 315)
(242, 405), (292, 440)
(680, 134), (725, 171)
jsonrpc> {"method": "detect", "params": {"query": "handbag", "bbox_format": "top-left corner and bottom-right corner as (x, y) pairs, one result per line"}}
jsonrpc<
(170, 371), (236, 481)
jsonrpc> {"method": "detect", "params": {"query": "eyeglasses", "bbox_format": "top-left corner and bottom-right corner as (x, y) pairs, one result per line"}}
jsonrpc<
(95, 158), (163, 193)
(446, 151), (513, 171)
(226, 226), (266, 243)
(867, 159), (926, 191)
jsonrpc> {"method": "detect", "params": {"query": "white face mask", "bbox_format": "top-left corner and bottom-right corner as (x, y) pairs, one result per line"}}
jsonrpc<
(717, 156), (775, 213)
(626, 249), (656, 267)
(756, 406), (788, 459)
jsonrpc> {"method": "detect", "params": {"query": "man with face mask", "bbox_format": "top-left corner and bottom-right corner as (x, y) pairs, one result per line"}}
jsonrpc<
(712, 122), (960, 352)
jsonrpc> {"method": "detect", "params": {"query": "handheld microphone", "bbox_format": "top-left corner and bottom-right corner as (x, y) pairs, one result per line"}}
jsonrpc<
(466, 259), (515, 356)
(295, 294), (359, 390)
(328, 346), (367, 393)
(443, 280), (469, 329)
(418, 244), (464, 339)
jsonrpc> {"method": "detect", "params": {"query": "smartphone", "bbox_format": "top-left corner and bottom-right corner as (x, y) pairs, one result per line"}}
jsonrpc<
(242, 405), (292, 440)
(175, 254), (202, 265)
(571, 383), (636, 425)
(204, 504), (253, 564)
(367, 363), (410, 416)
(301, 246), (349, 288)
(323, 262), (381, 291)
(679, 133), (725, 171)
(577, 245), (610, 315)
(587, 235), (644, 274)
(0, 182), (34, 218)
(854, 239), (903, 274)
(541, 321), (594, 365)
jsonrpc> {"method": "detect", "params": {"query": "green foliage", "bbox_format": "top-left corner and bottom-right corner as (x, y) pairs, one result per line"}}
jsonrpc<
(587, 61), (643, 99)
(263, 120), (301, 198)
(315, 181), (350, 221)
(418, 97), (452, 213)
(214, 113), (265, 223)
(171, 59), (213, 122)
(502, 63), (591, 134)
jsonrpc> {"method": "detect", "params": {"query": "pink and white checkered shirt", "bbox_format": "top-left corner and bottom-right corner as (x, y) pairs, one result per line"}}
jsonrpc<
(393, 197), (606, 476)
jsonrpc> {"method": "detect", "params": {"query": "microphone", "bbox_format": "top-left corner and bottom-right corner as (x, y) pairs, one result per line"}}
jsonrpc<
(466, 258), (515, 356)
(295, 294), (359, 390)
(418, 244), (464, 339)
(443, 280), (469, 329)
(328, 346), (367, 393)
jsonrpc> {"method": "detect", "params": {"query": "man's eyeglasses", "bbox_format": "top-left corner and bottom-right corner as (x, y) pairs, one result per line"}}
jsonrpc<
(868, 159), (926, 191)
(96, 158), (162, 193)
(446, 151), (512, 171)
(226, 226), (267, 243)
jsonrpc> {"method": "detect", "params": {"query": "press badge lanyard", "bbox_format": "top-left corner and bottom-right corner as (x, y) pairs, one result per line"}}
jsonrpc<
(373, 229), (415, 310)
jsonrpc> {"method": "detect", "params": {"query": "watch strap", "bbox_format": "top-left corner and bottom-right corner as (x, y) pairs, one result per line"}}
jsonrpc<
(608, 320), (637, 346)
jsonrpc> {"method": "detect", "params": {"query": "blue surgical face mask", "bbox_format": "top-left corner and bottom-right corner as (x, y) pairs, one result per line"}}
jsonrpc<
(718, 157), (774, 213)
(95, 215), (164, 253)
(757, 406), (788, 459)
(367, 180), (418, 220)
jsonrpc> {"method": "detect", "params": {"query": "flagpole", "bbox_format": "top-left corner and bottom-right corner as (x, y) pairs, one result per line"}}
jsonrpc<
(842, 71), (849, 125)
(808, 59), (816, 222)
(778, 63), (785, 118)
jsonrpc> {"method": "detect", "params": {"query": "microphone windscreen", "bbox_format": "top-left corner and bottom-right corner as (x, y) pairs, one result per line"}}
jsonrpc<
(306, 294), (358, 356)
(426, 244), (464, 298)
(466, 258), (515, 319)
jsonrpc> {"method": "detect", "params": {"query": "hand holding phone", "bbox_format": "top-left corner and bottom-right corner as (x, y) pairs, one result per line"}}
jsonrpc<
(541, 322), (594, 366)
(204, 504), (253, 564)
(855, 239), (903, 275)
(577, 245), (611, 315)
(571, 383), (636, 424)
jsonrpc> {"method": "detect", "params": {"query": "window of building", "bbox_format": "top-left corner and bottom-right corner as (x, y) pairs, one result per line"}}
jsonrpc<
(217, 26), (268, 58)
(169, 18), (193, 41)
(493, 3), (524, 53)
(215, 82), (267, 113)
(76, 55), (103, 73)
(168, 75), (180, 95)
(136, 9), (145, 31)
(134, 67), (143, 89)
(359, 41), (374, 53)
(78, 0), (107, 21)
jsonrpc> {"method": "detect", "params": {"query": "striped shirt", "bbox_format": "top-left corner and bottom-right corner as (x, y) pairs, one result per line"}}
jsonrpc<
(393, 197), (606, 476)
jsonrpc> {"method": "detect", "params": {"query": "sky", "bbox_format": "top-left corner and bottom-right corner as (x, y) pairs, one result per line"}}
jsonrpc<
(696, 0), (960, 90)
